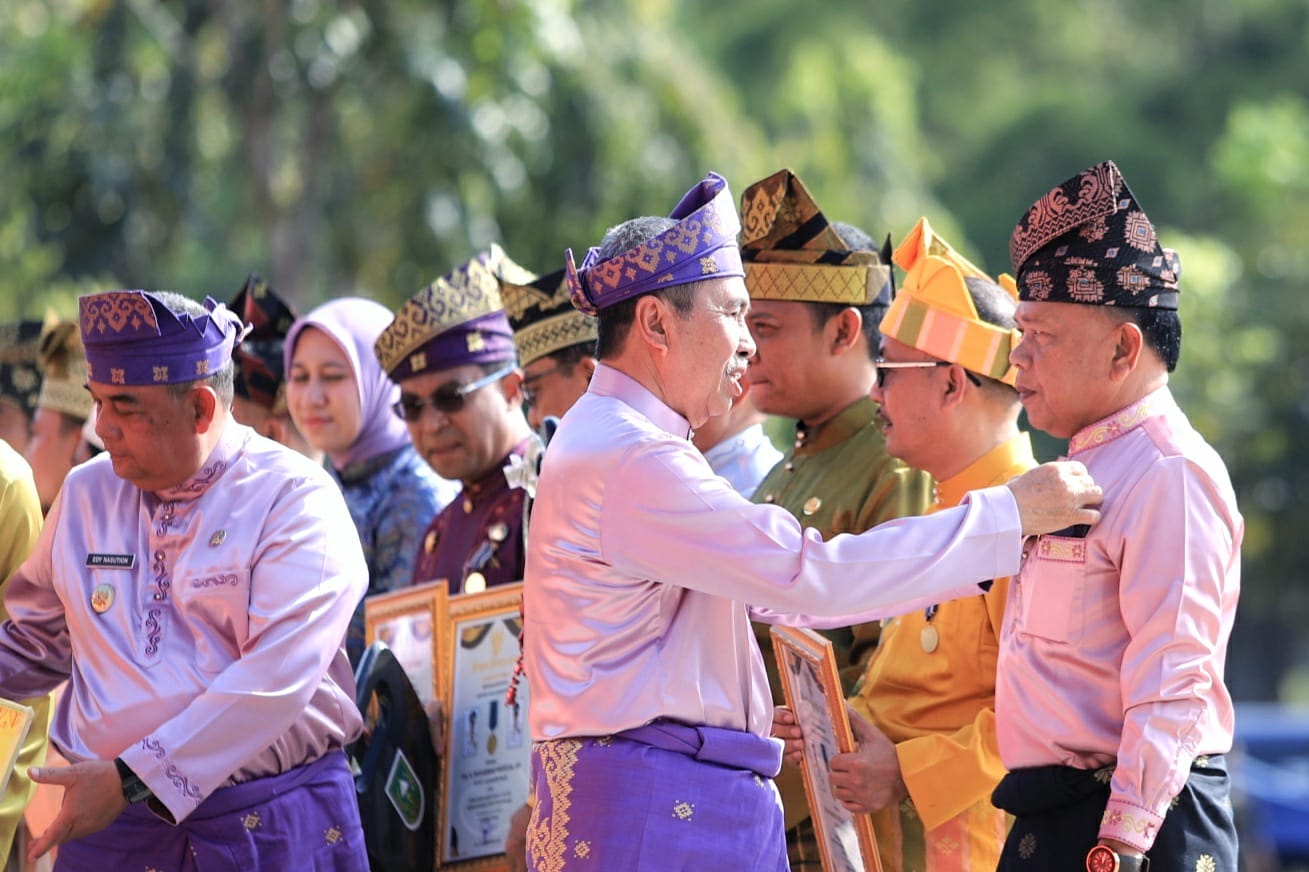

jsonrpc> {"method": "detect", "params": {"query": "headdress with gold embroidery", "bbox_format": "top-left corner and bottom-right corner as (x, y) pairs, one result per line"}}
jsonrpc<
(502, 267), (598, 367)
(375, 245), (524, 380)
(565, 172), (744, 316)
(1009, 159), (1180, 309)
(739, 168), (893, 306)
(230, 273), (298, 413)
(0, 317), (51, 414)
(36, 321), (92, 420)
(882, 217), (1020, 385)
(79, 290), (247, 387)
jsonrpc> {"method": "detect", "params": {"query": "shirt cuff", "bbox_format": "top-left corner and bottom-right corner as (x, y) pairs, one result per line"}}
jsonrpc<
(962, 485), (1023, 579)
(1099, 797), (1164, 853)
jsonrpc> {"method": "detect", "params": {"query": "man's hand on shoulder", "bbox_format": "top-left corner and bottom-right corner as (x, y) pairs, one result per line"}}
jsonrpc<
(1007, 461), (1102, 537)
(26, 759), (130, 863)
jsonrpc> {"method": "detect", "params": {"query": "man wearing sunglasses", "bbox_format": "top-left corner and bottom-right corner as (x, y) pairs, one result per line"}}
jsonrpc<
(375, 248), (537, 596)
(522, 172), (1103, 870)
(781, 218), (1034, 871)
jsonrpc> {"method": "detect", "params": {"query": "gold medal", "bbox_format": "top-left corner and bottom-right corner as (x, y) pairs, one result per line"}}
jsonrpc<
(464, 572), (487, 594)
(91, 584), (115, 614)
(802, 496), (822, 516)
(920, 624), (939, 654)
(487, 733), (497, 754)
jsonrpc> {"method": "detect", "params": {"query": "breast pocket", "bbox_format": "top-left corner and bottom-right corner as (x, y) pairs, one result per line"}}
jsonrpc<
(1017, 535), (1087, 643)
(175, 568), (252, 673)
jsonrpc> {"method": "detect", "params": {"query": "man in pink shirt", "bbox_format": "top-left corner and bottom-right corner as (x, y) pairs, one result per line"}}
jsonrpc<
(993, 160), (1242, 872)
(4, 290), (368, 869)
(523, 172), (1103, 870)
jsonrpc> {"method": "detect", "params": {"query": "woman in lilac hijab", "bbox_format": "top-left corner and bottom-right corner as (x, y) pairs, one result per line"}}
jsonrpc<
(286, 297), (458, 664)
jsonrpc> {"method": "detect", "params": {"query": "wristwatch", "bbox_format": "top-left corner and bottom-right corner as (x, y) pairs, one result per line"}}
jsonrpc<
(1086, 844), (1149, 872)
(113, 757), (153, 804)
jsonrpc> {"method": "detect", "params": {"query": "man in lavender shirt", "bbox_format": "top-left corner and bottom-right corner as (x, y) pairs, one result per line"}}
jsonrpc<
(3, 290), (368, 870)
(993, 160), (1243, 872)
(522, 172), (1103, 870)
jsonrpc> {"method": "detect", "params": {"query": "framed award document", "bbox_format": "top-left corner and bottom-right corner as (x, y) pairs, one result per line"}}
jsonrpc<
(364, 579), (448, 706)
(437, 582), (530, 869)
(770, 625), (882, 872)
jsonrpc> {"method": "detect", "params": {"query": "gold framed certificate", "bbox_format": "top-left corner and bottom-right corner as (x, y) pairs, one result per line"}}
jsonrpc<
(364, 579), (448, 707)
(437, 582), (530, 869)
(770, 625), (883, 872)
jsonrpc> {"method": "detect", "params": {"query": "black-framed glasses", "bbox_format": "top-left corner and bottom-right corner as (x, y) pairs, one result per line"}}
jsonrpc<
(874, 358), (982, 388)
(391, 364), (516, 422)
(519, 363), (566, 407)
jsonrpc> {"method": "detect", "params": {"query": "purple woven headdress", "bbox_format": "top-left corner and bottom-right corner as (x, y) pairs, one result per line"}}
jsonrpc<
(81, 290), (248, 386)
(565, 172), (745, 315)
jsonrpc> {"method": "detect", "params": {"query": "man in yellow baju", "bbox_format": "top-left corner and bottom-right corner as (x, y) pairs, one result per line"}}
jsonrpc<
(740, 170), (932, 866)
(832, 218), (1033, 871)
(0, 441), (51, 865)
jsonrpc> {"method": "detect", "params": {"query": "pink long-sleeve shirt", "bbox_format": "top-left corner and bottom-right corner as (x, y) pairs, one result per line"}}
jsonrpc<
(996, 387), (1242, 852)
(525, 363), (1024, 741)
(0, 420), (366, 823)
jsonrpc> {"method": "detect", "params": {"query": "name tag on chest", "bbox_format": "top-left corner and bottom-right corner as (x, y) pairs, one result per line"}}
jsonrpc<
(86, 553), (136, 570)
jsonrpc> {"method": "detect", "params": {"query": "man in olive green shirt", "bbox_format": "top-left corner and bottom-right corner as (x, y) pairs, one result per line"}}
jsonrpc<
(740, 169), (932, 867)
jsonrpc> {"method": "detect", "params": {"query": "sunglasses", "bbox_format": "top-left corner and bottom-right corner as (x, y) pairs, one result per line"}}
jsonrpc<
(519, 363), (566, 407)
(874, 358), (982, 388)
(391, 364), (515, 422)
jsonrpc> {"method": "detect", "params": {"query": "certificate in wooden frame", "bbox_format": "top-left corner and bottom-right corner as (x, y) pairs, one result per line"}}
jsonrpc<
(364, 579), (448, 707)
(437, 582), (530, 870)
(770, 625), (882, 872)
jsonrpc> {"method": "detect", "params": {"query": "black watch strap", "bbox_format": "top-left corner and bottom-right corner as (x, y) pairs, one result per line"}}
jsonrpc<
(113, 757), (152, 803)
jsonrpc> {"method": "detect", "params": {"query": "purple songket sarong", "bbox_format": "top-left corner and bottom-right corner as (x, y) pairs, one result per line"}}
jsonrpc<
(526, 720), (787, 871)
(55, 751), (367, 872)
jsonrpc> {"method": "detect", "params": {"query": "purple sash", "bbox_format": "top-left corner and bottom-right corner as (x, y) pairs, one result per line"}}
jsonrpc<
(55, 751), (367, 871)
(526, 721), (787, 871)
(618, 718), (784, 778)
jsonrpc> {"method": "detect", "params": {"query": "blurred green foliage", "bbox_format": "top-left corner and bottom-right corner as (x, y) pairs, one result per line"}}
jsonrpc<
(1, 0), (1306, 698)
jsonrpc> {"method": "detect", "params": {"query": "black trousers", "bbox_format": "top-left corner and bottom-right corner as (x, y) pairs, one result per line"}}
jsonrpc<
(992, 755), (1237, 872)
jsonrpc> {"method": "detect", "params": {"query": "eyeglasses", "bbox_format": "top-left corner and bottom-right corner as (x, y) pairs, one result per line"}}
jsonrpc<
(874, 358), (982, 388)
(391, 364), (516, 422)
(519, 363), (566, 407)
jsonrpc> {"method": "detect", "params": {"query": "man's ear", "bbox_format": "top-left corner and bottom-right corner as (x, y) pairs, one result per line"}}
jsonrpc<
(828, 307), (864, 356)
(941, 365), (969, 409)
(191, 385), (220, 434)
(634, 296), (673, 356)
(1109, 319), (1144, 381)
(499, 369), (526, 405)
(580, 356), (597, 382)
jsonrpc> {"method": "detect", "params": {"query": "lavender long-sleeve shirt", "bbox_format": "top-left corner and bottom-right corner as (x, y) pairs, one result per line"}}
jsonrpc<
(0, 420), (366, 823)
(524, 363), (1024, 742)
(996, 387), (1242, 852)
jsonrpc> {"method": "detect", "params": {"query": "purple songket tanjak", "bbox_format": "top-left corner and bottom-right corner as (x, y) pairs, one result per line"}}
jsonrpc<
(80, 290), (248, 386)
(564, 171), (745, 315)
